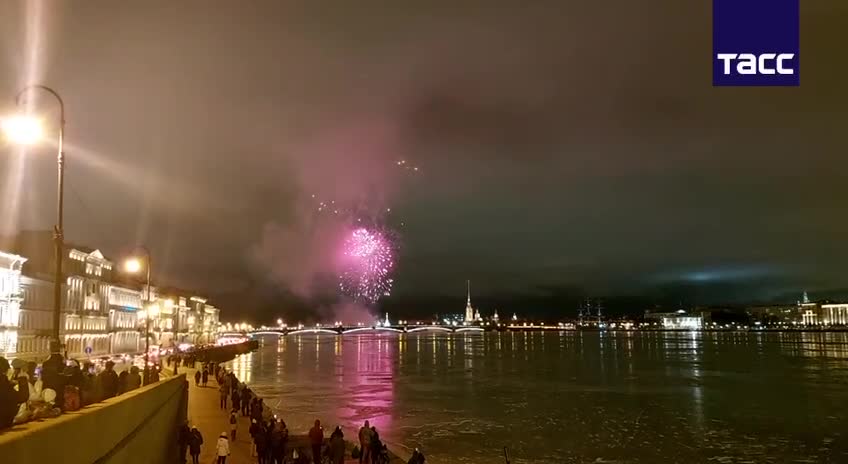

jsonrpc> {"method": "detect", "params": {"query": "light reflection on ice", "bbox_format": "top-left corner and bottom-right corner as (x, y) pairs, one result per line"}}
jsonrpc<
(225, 331), (848, 464)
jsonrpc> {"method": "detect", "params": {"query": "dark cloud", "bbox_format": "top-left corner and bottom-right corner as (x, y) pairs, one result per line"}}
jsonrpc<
(0, 1), (846, 321)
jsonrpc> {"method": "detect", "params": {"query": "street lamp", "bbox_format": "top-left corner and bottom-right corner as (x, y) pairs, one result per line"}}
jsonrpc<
(3, 85), (66, 356)
(2, 115), (43, 145)
(124, 247), (152, 384)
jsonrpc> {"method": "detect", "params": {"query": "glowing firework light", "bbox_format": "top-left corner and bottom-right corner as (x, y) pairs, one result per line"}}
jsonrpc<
(338, 227), (395, 304)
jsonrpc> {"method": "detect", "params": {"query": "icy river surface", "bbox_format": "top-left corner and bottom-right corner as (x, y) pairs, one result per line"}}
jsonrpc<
(223, 331), (848, 463)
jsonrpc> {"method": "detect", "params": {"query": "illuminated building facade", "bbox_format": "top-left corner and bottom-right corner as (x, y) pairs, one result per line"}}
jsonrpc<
(800, 302), (820, 325)
(3, 231), (224, 358)
(63, 246), (112, 356)
(154, 289), (199, 348)
(820, 304), (848, 326)
(184, 296), (218, 345)
(645, 310), (704, 330)
(0, 251), (27, 356)
(16, 276), (52, 357)
(201, 304), (219, 344)
(108, 285), (142, 354)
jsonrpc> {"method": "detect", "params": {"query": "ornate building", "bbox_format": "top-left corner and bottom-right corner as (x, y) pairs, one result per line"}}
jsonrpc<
(16, 275), (52, 357)
(0, 251), (27, 356)
(4, 231), (223, 358)
(63, 246), (112, 357)
(108, 285), (142, 354)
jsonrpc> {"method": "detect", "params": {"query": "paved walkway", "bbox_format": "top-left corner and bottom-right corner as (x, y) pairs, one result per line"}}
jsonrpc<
(185, 367), (255, 463)
(183, 366), (404, 464)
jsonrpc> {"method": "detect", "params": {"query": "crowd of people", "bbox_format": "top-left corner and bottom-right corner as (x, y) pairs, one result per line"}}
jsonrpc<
(6, 349), (428, 463)
(0, 346), (222, 433)
(0, 353), (158, 431)
(184, 362), (423, 464)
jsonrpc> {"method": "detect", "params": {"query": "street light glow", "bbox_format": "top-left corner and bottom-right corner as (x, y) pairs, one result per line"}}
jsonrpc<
(2, 115), (43, 145)
(124, 258), (142, 273)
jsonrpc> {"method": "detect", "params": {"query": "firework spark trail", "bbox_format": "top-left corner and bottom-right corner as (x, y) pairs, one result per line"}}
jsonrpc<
(339, 227), (395, 304)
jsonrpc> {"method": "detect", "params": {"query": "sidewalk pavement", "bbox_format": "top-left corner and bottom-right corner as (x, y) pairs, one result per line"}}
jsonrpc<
(182, 366), (404, 464)
(185, 367), (254, 464)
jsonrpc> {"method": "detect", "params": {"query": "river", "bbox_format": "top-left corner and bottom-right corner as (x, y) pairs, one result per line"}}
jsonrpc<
(223, 331), (848, 463)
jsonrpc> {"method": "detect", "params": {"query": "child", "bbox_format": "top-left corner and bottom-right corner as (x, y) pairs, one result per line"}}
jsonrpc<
(216, 432), (230, 464)
(229, 411), (238, 440)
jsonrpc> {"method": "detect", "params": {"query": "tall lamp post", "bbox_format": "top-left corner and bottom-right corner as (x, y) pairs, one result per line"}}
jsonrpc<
(124, 247), (152, 383)
(2, 85), (66, 356)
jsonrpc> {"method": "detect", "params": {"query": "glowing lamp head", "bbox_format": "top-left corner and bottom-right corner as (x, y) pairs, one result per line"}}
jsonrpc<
(2, 115), (43, 145)
(124, 258), (142, 273)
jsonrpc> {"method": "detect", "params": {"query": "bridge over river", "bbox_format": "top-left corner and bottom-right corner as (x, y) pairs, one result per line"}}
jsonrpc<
(222, 324), (487, 338)
(220, 322), (574, 339)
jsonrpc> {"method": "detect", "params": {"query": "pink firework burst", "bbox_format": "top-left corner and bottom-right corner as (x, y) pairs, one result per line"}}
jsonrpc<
(338, 227), (395, 304)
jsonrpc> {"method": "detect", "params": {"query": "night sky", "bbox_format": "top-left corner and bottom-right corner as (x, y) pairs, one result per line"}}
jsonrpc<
(0, 1), (846, 322)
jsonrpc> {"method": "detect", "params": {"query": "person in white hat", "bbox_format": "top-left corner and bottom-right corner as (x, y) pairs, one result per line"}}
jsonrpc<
(216, 432), (230, 463)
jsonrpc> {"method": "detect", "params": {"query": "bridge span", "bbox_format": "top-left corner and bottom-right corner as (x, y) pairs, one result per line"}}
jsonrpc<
(221, 325), (486, 338)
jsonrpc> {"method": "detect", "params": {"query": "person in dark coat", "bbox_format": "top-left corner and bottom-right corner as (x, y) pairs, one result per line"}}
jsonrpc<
(117, 370), (128, 395)
(40, 353), (65, 406)
(99, 361), (119, 399)
(308, 419), (324, 464)
(270, 420), (288, 464)
(253, 422), (268, 464)
(80, 362), (96, 405)
(371, 427), (384, 463)
(219, 381), (229, 410)
(251, 398), (264, 422)
(188, 426), (203, 464)
(358, 420), (373, 464)
(125, 365), (142, 391)
(201, 368), (209, 387)
(0, 357), (27, 429)
(240, 387), (252, 416)
(194, 370), (201, 386)
(249, 419), (261, 459)
(66, 361), (84, 389)
(231, 388), (241, 412)
(408, 448), (426, 464)
(329, 427), (345, 464)
(178, 421), (192, 464)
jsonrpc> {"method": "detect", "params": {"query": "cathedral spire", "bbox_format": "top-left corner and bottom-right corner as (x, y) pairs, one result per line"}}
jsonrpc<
(465, 280), (474, 323)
